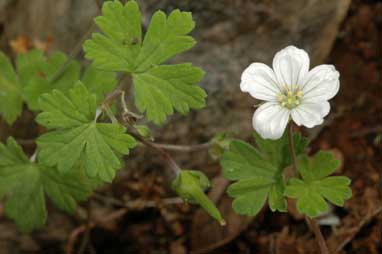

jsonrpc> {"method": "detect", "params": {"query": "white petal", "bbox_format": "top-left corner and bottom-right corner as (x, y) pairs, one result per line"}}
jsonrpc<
(272, 46), (310, 90)
(291, 101), (330, 128)
(240, 63), (281, 101)
(253, 102), (290, 140)
(300, 65), (340, 102)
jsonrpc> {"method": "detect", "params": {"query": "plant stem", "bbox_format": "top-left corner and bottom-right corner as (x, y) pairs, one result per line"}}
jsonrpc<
(131, 132), (182, 176)
(287, 123), (298, 176)
(286, 123), (330, 254)
(306, 217), (330, 254)
(151, 142), (211, 152)
(49, 23), (96, 83)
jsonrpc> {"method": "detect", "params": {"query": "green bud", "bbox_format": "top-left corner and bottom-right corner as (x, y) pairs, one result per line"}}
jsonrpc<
(134, 124), (152, 140)
(172, 170), (225, 226)
(209, 132), (233, 159)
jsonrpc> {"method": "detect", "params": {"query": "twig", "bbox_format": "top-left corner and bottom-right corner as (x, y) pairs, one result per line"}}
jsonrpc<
(287, 123), (329, 254)
(66, 208), (127, 254)
(350, 125), (382, 138)
(335, 205), (382, 252)
(92, 193), (182, 208)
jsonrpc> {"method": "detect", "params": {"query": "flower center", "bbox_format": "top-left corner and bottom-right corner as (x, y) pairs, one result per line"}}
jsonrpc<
(277, 86), (303, 109)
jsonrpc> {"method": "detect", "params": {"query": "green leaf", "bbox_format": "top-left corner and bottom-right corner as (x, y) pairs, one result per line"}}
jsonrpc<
(83, 0), (142, 72)
(172, 170), (225, 225)
(285, 151), (352, 217)
(36, 82), (136, 182)
(0, 52), (23, 124)
(83, 0), (206, 125)
(133, 64), (206, 124)
(22, 51), (81, 111)
(253, 131), (308, 171)
(133, 9), (195, 72)
(221, 132), (308, 216)
(81, 64), (117, 104)
(0, 137), (95, 232)
(0, 49), (117, 122)
(23, 52), (117, 111)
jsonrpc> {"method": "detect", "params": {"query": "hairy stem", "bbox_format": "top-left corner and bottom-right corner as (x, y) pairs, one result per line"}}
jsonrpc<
(287, 123), (330, 254)
(287, 123), (298, 176)
(132, 132), (182, 176)
(49, 22), (96, 83)
(151, 142), (211, 152)
(306, 217), (330, 254)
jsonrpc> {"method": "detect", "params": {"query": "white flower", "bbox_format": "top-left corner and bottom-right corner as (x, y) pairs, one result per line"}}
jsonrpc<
(240, 45), (340, 140)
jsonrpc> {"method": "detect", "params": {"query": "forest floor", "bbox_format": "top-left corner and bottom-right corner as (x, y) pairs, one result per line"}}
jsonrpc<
(0, 0), (382, 254)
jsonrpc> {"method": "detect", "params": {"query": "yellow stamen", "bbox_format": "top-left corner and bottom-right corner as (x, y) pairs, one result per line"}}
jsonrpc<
(278, 85), (303, 109)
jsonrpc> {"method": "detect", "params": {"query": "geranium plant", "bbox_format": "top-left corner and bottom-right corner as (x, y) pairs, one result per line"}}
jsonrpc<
(0, 0), (223, 232)
(221, 46), (352, 253)
(0, 1), (351, 253)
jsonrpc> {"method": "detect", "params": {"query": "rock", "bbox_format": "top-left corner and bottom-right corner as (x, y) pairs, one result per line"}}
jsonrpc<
(0, 0), (98, 54)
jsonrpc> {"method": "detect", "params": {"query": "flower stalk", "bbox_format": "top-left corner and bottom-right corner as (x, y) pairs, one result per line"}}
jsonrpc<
(287, 122), (330, 254)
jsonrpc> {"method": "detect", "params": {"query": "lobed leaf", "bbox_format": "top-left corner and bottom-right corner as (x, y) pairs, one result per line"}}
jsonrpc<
(0, 137), (95, 232)
(133, 64), (206, 124)
(0, 52), (23, 124)
(36, 83), (136, 182)
(83, 0), (206, 125)
(0, 49), (117, 124)
(221, 132), (308, 216)
(285, 151), (352, 217)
